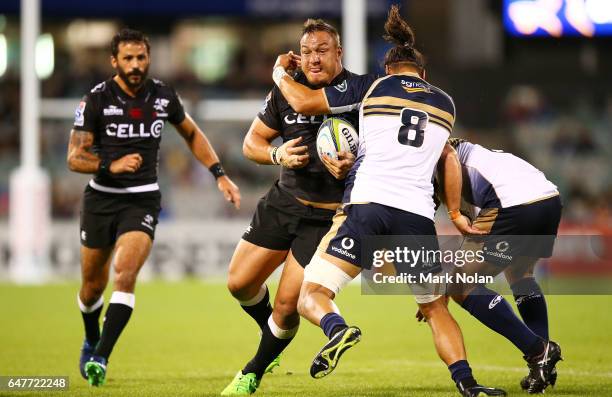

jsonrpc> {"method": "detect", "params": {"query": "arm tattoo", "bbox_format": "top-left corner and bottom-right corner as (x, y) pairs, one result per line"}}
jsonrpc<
(67, 130), (100, 174)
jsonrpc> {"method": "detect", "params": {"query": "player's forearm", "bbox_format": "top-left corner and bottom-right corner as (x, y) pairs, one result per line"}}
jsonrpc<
(188, 128), (221, 168)
(439, 146), (462, 211)
(276, 74), (327, 116)
(67, 149), (101, 174)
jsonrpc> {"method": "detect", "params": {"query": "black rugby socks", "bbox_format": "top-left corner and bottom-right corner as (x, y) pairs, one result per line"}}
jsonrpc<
(242, 315), (298, 378)
(511, 277), (549, 340)
(239, 284), (273, 330)
(78, 295), (104, 346)
(94, 291), (135, 360)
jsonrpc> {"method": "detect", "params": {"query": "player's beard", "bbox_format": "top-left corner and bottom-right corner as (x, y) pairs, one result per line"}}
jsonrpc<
(118, 65), (149, 91)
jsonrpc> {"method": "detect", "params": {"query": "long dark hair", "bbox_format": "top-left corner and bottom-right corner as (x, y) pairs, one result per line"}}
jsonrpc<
(383, 5), (425, 72)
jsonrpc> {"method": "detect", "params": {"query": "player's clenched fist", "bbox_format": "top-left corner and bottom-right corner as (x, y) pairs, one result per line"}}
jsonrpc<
(275, 136), (309, 169)
(110, 153), (143, 174)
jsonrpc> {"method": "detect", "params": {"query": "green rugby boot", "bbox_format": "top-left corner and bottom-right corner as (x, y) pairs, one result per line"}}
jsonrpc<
(220, 371), (259, 396)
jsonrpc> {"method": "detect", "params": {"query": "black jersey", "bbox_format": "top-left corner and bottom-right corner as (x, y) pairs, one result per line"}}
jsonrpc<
(72, 78), (186, 192)
(257, 69), (359, 203)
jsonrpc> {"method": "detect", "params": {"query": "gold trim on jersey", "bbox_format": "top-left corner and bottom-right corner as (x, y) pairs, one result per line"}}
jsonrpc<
(363, 105), (453, 132)
(402, 86), (431, 94)
(363, 96), (455, 128)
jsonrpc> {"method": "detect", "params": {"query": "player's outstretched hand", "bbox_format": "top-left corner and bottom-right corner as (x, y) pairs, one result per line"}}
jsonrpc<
(322, 151), (355, 180)
(277, 136), (309, 169)
(217, 176), (241, 209)
(452, 215), (488, 236)
(110, 153), (142, 174)
(274, 51), (301, 73)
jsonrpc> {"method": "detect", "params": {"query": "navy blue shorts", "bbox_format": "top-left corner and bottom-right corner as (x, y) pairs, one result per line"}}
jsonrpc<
(319, 203), (440, 271)
(472, 195), (562, 265)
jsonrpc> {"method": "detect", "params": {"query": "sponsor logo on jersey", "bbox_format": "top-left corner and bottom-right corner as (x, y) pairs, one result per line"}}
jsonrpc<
(103, 105), (124, 116)
(106, 120), (165, 138)
(334, 80), (348, 92)
(74, 101), (86, 126)
(283, 113), (324, 125)
(488, 295), (503, 309)
(401, 79), (431, 94)
(331, 245), (356, 260)
(341, 237), (354, 250)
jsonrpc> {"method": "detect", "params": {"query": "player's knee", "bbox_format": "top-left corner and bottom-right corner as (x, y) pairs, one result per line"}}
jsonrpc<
(226, 277), (258, 301)
(273, 309), (300, 330)
(80, 281), (106, 304)
(297, 286), (319, 318)
(274, 295), (299, 318)
(418, 297), (446, 320)
(114, 267), (138, 291)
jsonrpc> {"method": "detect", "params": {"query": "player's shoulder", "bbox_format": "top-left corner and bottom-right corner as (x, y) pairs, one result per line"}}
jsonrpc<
(86, 79), (112, 97)
(149, 78), (178, 95)
(425, 82), (455, 116)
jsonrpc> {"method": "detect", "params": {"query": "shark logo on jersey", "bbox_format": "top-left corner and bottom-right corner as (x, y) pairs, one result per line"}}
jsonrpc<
(141, 214), (155, 231)
(74, 101), (86, 127)
(260, 91), (272, 115)
(154, 98), (170, 117)
(334, 80), (348, 93)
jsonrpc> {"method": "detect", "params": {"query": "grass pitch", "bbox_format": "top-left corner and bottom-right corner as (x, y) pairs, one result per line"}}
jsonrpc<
(1, 281), (611, 396)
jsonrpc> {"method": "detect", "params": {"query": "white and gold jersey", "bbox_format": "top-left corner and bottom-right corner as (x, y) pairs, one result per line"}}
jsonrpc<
(324, 72), (455, 220)
(449, 139), (559, 210)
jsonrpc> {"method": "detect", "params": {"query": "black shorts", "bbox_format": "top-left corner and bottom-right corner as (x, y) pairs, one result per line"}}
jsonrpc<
(320, 202), (440, 271)
(242, 183), (336, 267)
(80, 185), (162, 248)
(472, 195), (562, 265)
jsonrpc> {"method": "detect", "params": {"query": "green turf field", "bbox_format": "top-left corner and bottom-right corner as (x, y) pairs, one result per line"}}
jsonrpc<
(1, 281), (611, 396)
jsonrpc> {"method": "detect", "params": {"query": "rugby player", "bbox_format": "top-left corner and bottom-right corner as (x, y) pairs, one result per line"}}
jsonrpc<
(273, 6), (506, 397)
(440, 138), (563, 394)
(67, 28), (240, 387)
(221, 20), (358, 395)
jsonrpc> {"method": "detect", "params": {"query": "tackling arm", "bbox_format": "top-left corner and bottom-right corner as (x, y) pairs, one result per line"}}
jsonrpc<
(277, 76), (330, 116)
(437, 143), (485, 235)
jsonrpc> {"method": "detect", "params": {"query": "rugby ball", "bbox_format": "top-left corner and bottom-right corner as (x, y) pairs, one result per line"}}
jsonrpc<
(316, 118), (358, 161)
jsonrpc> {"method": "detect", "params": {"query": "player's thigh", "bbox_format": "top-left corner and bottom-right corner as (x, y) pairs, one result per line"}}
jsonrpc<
(227, 239), (288, 296)
(113, 231), (153, 275)
(80, 245), (114, 291)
